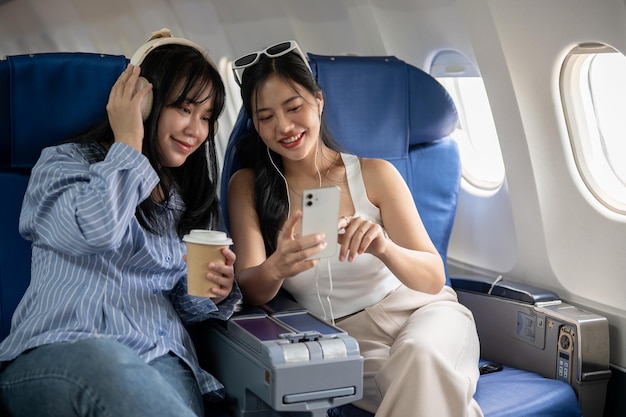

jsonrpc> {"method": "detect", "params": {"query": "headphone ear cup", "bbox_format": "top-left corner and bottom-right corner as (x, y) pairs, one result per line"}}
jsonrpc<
(134, 76), (153, 121)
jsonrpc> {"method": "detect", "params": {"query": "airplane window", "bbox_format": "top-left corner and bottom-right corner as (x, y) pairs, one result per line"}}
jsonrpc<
(430, 50), (505, 191)
(561, 43), (626, 214)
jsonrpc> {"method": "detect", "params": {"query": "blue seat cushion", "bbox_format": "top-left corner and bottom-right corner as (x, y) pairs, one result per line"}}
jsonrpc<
(474, 361), (581, 417)
(327, 360), (581, 417)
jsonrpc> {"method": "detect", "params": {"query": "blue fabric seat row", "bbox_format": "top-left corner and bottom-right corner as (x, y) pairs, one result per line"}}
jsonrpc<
(0, 52), (582, 416)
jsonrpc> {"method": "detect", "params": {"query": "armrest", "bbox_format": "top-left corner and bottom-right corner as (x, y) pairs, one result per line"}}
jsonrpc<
(261, 289), (307, 314)
(451, 274), (611, 417)
(192, 291), (363, 417)
(226, 290), (307, 318)
(450, 275), (561, 305)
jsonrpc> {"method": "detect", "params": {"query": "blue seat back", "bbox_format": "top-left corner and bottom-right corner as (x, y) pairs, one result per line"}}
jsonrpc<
(220, 54), (460, 284)
(0, 53), (127, 341)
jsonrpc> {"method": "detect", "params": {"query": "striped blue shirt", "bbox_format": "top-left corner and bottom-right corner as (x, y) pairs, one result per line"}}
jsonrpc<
(0, 141), (241, 398)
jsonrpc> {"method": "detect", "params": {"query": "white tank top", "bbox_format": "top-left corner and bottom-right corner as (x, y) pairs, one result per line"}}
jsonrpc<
(282, 153), (401, 320)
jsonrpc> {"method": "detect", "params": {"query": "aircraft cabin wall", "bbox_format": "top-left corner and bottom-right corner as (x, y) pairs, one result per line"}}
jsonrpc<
(1, 0), (625, 408)
(442, 0), (626, 372)
(350, 0), (626, 377)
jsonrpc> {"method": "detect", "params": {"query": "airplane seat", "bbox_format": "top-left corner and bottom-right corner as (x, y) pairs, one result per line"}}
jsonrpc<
(0, 52), (236, 417)
(0, 52), (127, 342)
(218, 53), (589, 417)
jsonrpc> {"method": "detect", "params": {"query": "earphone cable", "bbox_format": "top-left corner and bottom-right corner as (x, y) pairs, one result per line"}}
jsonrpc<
(267, 146), (291, 215)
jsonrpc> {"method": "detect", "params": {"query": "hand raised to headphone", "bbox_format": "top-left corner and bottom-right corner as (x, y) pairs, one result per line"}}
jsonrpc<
(106, 64), (153, 153)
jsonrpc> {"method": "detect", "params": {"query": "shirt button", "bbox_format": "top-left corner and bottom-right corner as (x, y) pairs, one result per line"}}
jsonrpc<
(159, 330), (166, 336)
(165, 256), (172, 262)
(153, 289), (159, 294)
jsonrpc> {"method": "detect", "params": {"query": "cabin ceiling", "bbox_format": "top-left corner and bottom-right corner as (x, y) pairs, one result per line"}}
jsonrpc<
(0, 0), (457, 60)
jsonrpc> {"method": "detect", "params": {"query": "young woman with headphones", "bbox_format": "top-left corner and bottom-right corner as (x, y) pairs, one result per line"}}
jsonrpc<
(0, 30), (241, 417)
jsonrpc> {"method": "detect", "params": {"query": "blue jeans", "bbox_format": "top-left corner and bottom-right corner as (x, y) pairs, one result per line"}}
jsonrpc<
(0, 338), (205, 417)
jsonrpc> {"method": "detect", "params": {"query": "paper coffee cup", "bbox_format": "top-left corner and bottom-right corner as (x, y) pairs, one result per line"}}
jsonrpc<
(182, 230), (233, 298)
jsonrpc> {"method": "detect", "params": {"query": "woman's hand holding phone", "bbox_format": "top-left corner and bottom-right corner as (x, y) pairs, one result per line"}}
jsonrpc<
(267, 211), (327, 279)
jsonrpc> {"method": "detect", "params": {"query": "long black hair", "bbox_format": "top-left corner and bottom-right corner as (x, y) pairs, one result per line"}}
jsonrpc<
(236, 50), (343, 256)
(71, 44), (226, 237)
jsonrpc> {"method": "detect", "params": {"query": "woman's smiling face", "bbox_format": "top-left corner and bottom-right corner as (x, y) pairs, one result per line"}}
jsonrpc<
(252, 74), (323, 162)
(156, 81), (215, 168)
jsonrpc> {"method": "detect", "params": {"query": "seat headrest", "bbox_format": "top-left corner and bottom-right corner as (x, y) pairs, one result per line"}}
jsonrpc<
(0, 53), (127, 170)
(309, 54), (409, 161)
(407, 65), (458, 145)
(308, 54), (457, 150)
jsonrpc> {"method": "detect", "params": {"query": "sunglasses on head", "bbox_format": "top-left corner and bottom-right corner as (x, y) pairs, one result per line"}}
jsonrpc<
(232, 40), (313, 86)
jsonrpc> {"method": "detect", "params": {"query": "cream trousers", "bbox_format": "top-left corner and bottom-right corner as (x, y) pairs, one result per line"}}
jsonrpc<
(336, 285), (484, 417)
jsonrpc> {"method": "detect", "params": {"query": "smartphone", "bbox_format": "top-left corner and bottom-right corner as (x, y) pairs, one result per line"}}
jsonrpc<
(301, 186), (341, 259)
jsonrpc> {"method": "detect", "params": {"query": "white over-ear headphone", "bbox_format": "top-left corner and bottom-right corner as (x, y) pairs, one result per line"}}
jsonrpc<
(129, 29), (217, 120)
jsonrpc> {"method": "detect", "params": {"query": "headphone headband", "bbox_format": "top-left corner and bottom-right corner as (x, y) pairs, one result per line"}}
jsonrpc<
(129, 36), (217, 69)
(128, 30), (219, 121)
